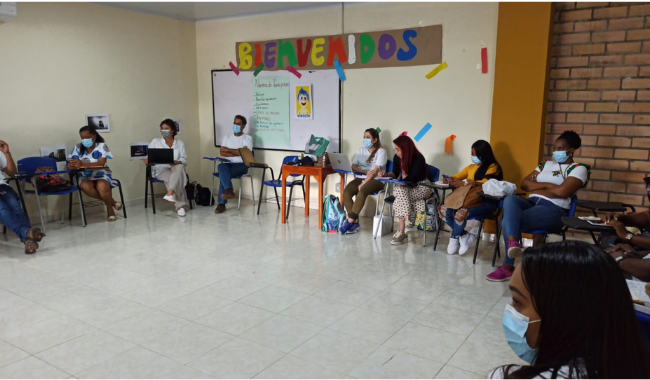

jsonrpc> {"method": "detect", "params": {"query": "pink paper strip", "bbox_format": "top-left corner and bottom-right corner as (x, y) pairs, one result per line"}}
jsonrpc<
(481, 48), (488, 74)
(229, 62), (240, 76)
(287, 66), (302, 78)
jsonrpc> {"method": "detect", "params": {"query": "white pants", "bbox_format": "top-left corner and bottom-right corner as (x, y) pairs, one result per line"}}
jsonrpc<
(156, 165), (188, 208)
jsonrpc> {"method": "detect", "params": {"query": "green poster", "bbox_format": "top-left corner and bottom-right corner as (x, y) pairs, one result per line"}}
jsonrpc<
(253, 76), (290, 148)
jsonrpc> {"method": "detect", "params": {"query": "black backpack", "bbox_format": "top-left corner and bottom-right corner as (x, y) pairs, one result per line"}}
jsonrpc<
(196, 183), (214, 206)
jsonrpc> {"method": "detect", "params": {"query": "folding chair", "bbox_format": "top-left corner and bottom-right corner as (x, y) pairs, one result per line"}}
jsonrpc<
(204, 155), (255, 210)
(16, 157), (86, 234)
(144, 165), (194, 214)
(256, 156), (305, 218)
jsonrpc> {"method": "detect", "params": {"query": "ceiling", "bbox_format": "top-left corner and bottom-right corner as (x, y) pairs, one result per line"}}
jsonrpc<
(97, 2), (338, 21)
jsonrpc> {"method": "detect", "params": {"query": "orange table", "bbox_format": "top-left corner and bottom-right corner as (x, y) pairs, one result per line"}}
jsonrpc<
(281, 165), (345, 227)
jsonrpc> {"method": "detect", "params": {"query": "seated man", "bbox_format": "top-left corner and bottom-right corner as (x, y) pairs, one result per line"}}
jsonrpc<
(0, 140), (45, 253)
(603, 212), (650, 251)
(606, 243), (650, 282)
(214, 115), (253, 214)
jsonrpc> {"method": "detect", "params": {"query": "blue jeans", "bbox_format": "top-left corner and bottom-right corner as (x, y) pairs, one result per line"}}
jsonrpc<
(217, 163), (248, 205)
(0, 185), (31, 242)
(501, 195), (568, 266)
(444, 199), (498, 238)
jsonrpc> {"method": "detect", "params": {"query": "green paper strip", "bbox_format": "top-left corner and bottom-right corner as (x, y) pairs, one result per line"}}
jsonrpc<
(375, 127), (382, 133)
(253, 63), (264, 77)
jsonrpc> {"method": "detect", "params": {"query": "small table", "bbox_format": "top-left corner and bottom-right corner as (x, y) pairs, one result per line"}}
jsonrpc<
(281, 165), (345, 228)
(576, 201), (636, 217)
(561, 216), (615, 244)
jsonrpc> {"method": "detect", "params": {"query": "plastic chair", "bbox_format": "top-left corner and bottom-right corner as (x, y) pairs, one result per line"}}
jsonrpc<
(67, 172), (126, 219)
(256, 156), (305, 218)
(340, 160), (394, 217)
(144, 165), (194, 214)
(524, 195), (579, 243)
(16, 157), (86, 234)
(205, 154), (255, 210)
(469, 198), (504, 266)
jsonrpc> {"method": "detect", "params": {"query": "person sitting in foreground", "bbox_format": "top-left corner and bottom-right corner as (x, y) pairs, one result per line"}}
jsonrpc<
(379, 135), (432, 246)
(67, 126), (121, 222)
(145, 119), (188, 217)
(605, 243), (650, 282)
(214, 115), (253, 214)
(486, 131), (589, 282)
(442, 140), (503, 255)
(489, 241), (650, 379)
(0, 140), (45, 253)
(339, 128), (387, 234)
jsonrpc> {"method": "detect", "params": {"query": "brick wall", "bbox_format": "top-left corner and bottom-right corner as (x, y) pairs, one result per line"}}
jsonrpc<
(548, 2), (650, 210)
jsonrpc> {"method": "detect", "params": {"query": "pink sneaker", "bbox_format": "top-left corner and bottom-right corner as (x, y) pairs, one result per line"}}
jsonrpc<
(507, 241), (524, 259)
(486, 266), (513, 282)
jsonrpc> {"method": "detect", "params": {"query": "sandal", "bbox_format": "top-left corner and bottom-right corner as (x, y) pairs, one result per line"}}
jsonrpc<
(26, 228), (46, 242)
(24, 238), (38, 254)
(108, 216), (117, 222)
(113, 202), (123, 211)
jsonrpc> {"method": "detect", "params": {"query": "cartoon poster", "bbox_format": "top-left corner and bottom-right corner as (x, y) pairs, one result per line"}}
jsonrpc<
(295, 85), (313, 120)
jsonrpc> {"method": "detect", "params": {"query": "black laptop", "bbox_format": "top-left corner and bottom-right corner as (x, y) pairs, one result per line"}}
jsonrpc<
(148, 148), (174, 164)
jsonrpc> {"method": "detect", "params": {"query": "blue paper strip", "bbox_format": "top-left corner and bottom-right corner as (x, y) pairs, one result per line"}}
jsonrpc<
(333, 60), (346, 81)
(413, 123), (433, 142)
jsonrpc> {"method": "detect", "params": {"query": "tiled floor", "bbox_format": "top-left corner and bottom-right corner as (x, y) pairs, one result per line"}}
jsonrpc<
(0, 200), (525, 379)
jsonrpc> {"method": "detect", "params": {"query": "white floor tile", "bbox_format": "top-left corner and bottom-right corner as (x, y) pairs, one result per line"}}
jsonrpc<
(329, 309), (407, 345)
(281, 296), (354, 327)
(157, 289), (233, 321)
(76, 346), (183, 379)
(104, 310), (188, 345)
(240, 314), (321, 353)
(65, 296), (150, 328)
(383, 322), (466, 363)
(254, 355), (347, 379)
(349, 346), (444, 379)
(142, 322), (233, 364)
(2, 315), (95, 354)
(239, 286), (309, 313)
(197, 302), (276, 336)
(314, 281), (383, 307)
(0, 303), (61, 335)
(412, 304), (485, 337)
(359, 291), (431, 321)
(0, 339), (30, 368)
(435, 365), (484, 379)
(202, 276), (268, 301)
(448, 338), (526, 376)
(0, 356), (70, 379)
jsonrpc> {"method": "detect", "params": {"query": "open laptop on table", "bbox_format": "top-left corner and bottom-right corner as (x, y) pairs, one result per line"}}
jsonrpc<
(147, 148), (174, 165)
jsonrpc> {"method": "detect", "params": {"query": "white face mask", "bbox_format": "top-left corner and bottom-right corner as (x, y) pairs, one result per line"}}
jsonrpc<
(161, 130), (172, 138)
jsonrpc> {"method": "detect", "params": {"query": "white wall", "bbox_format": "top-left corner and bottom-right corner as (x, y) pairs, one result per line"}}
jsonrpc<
(0, 3), (199, 218)
(196, 2), (498, 215)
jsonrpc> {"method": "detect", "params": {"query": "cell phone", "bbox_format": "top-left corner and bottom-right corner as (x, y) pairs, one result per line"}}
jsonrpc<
(442, 174), (450, 180)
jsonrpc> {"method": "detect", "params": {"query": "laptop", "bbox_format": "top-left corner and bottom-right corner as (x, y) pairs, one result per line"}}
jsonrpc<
(147, 148), (174, 164)
(328, 153), (353, 172)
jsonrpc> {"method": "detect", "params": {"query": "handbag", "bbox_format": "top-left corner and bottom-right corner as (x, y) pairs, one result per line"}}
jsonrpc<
(305, 135), (330, 158)
(444, 183), (483, 209)
(35, 166), (70, 193)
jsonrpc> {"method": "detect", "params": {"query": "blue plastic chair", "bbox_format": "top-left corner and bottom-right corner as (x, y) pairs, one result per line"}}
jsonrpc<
(256, 156), (305, 218)
(144, 165), (194, 214)
(16, 157), (86, 233)
(525, 195), (579, 242)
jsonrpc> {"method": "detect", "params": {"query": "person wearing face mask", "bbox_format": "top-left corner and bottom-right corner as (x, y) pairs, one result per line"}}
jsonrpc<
(214, 115), (253, 214)
(487, 131), (589, 282)
(144, 119), (188, 217)
(339, 128), (387, 234)
(379, 135), (432, 245)
(442, 140), (503, 255)
(489, 241), (650, 379)
(67, 126), (120, 222)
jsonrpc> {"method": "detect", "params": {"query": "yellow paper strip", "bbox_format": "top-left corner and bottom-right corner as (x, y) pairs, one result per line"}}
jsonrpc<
(425, 62), (448, 80)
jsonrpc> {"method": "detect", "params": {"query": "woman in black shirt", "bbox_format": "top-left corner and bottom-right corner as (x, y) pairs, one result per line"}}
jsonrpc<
(379, 136), (432, 245)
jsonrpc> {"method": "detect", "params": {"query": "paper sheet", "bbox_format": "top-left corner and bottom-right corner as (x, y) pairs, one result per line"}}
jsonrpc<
(628, 280), (650, 303)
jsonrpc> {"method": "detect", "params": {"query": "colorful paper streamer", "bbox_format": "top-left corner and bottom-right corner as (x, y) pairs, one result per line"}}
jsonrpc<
(445, 135), (457, 154)
(229, 62), (240, 76)
(399, 131), (408, 137)
(287, 66), (301, 79)
(413, 123), (432, 143)
(425, 62), (447, 80)
(375, 127), (382, 133)
(481, 48), (488, 74)
(333, 60), (346, 81)
(253, 63), (264, 77)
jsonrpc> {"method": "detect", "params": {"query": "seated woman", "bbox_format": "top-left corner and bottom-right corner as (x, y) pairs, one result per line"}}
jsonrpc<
(0, 140), (45, 253)
(339, 128), (387, 234)
(487, 131), (589, 282)
(67, 126), (121, 222)
(442, 140), (503, 255)
(379, 135), (432, 246)
(145, 119), (188, 217)
(489, 241), (650, 379)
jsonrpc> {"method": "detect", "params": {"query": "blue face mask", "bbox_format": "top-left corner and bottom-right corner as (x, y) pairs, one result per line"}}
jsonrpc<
(233, 125), (241, 134)
(503, 304), (541, 364)
(471, 155), (482, 165)
(363, 138), (373, 149)
(553, 150), (569, 163)
(81, 139), (94, 148)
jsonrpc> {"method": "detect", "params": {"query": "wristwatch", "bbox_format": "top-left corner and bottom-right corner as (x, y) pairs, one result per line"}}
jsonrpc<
(616, 256), (627, 264)
(625, 233), (634, 241)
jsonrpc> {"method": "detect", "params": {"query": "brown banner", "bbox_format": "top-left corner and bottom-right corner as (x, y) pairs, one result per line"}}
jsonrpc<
(235, 25), (442, 71)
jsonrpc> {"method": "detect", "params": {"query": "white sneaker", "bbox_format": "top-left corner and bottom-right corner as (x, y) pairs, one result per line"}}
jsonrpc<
(163, 195), (175, 203)
(459, 233), (476, 256)
(177, 208), (186, 217)
(405, 220), (416, 231)
(447, 237), (460, 254)
(391, 231), (408, 245)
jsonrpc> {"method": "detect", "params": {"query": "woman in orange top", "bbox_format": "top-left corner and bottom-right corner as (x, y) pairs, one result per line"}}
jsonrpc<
(442, 140), (503, 255)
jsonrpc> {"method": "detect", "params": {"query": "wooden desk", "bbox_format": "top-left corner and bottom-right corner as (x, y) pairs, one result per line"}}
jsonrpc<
(281, 165), (345, 228)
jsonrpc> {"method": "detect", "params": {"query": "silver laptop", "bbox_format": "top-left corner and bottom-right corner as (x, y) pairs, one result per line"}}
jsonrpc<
(329, 153), (353, 172)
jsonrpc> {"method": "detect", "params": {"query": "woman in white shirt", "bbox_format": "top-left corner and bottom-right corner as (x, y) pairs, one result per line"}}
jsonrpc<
(489, 241), (650, 379)
(145, 119), (188, 217)
(486, 131), (589, 282)
(339, 128), (387, 234)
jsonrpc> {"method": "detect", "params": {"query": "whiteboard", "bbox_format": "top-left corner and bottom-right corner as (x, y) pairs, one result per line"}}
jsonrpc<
(212, 69), (341, 152)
